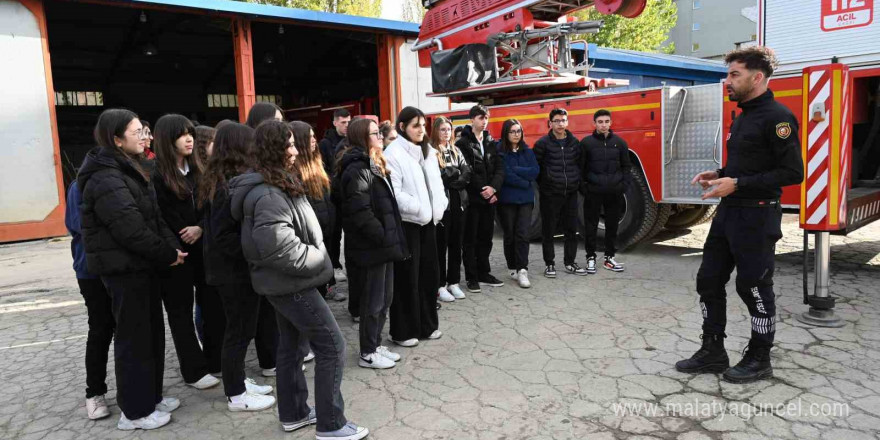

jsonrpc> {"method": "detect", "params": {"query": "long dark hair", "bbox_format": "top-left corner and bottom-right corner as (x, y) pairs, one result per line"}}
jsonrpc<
(246, 102), (283, 129)
(92, 108), (150, 181)
(198, 123), (254, 207)
(193, 125), (215, 171)
(289, 121), (329, 200)
(347, 118), (388, 177)
(395, 106), (430, 158)
(499, 118), (525, 153)
(153, 114), (198, 199)
(253, 120), (303, 197)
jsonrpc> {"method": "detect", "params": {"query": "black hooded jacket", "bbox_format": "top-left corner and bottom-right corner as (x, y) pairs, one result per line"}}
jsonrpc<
(318, 128), (344, 177)
(77, 147), (180, 275)
(454, 125), (504, 205)
(579, 129), (632, 195)
(533, 130), (582, 196)
(203, 184), (251, 286)
(337, 146), (409, 267)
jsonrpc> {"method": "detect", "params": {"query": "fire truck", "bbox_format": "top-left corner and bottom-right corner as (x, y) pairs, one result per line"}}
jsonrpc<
(413, 0), (880, 325)
(413, 0), (880, 254)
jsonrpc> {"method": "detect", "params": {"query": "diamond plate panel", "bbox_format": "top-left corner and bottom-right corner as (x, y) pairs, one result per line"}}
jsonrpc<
(663, 84), (723, 202)
(665, 161), (720, 200)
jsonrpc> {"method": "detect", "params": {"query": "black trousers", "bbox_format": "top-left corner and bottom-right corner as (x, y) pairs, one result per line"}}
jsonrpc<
(345, 259), (359, 318)
(216, 281), (260, 397)
(193, 262), (225, 374)
(159, 264), (209, 384)
(583, 192), (623, 258)
(329, 200), (343, 269)
(540, 192), (579, 266)
(463, 202), (496, 281)
(255, 296), (278, 370)
(349, 262), (394, 355)
(697, 203), (782, 347)
(437, 193), (465, 286)
(102, 272), (164, 420)
(269, 289), (347, 432)
(390, 222), (440, 341)
(77, 278), (115, 399)
(498, 203), (533, 271)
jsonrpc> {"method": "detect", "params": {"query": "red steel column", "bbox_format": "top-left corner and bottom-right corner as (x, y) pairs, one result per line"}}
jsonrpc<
(233, 17), (256, 123)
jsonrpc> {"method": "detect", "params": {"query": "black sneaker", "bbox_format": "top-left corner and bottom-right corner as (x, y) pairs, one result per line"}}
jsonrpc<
(603, 256), (624, 272)
(544, 265), (557, 278)
(466, 280), (482, 293)
(586, 257), (597, 274)
(478, 274), (504, 287)
(564, 263), (588, 276)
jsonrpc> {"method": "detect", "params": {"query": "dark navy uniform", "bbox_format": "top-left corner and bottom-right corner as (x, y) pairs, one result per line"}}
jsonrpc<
(698, 89), (804, 348)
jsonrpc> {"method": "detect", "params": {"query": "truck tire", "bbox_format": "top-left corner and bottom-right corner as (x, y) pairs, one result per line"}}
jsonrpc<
(604, 167), (662, 250)
(665, 205), (717, 230)
(641, 203), (674, 243)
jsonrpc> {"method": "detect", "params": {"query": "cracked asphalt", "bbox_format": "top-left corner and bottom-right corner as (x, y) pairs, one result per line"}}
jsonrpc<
(1, 213), (879, 440)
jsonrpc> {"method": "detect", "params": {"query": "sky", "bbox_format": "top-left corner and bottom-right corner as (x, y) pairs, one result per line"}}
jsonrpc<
(380, 0), (406, 21)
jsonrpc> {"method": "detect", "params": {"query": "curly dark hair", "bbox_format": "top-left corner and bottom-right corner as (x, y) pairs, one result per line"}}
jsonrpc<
(198, 122), (255, 207)
(724, 46), (779, 79)
(254, 120), (303, 197)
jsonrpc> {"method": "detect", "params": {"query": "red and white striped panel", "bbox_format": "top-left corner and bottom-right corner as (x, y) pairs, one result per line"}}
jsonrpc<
(804, 69), (832, 225)
(838, 68), (851, 225)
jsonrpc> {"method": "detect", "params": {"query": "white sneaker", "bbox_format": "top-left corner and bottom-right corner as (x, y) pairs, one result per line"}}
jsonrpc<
(428, 330), (443, 340)
(304, 351), (315, 362)
(359, 351), (395, 369)
(282, 406), (316, 432)
(509, 269), (517, 280)
(438, 286), (455, 302)
(447, 284), (466, 299)
(334, 267), (347, 282)
(261, 367), (276, 377)
(517, 269), (531, 289)
(86, 395), (110, 420)
(187, 373), (220, 390)
(155, 396), (180, 413)
(317, 422), (369, 440)
(392, 338), (419, 347)
(376, 345), (401, 362)
(228, 391), (275, 412)
(117, 410), (171, 430)
(244, 377), (273, 395)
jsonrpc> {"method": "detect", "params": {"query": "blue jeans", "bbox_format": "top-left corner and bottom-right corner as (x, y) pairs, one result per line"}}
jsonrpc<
(268, 289), (347, 432)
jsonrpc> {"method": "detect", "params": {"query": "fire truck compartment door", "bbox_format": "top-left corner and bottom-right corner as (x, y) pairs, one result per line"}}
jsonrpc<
(662, 83), (724, 204)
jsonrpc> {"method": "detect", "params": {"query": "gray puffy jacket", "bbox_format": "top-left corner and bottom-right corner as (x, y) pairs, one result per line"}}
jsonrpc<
(229, 172), (333, 296)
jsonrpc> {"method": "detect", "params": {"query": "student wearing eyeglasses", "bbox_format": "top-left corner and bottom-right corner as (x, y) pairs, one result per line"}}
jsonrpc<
(497, 119), (539, 289)
(533, 108), (586, 278)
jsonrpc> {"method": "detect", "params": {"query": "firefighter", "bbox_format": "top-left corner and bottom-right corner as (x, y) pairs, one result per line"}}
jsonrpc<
(675, 46), (804, 384)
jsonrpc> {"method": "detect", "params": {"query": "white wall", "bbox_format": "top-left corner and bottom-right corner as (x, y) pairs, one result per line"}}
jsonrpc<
(0, 1), (60, 223)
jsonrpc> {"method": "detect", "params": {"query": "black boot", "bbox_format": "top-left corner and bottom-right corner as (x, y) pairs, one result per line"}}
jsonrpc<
(723, 341), (772, 383)
(675, 334), (730, 374)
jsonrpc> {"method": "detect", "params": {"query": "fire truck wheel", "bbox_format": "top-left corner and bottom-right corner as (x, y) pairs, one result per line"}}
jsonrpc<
(664, 205), (717, 230)
(604, 167), (662, 250)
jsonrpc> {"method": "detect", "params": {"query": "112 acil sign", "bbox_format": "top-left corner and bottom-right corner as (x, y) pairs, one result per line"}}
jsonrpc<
(822, 0), (874, 31)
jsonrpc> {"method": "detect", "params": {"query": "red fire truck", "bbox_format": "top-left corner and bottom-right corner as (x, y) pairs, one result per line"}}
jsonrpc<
(414, 0), (880, 253)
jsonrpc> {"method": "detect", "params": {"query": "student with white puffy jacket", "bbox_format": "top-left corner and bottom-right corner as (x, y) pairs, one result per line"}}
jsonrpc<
(384, 106), (448, 348)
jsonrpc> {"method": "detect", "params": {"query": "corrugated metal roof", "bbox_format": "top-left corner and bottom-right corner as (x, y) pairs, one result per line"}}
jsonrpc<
(574, 43), (727, 73)
(112, 0), (420, 35)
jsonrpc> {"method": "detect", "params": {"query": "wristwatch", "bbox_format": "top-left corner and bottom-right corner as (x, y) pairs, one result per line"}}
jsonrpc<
(732, 178), (738, 192)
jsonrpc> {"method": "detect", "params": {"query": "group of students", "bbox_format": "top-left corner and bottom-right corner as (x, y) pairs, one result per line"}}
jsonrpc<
(65, 100), (632, 439)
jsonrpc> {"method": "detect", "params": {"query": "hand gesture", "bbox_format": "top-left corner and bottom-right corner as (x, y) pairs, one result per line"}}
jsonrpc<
(701, 177), (736, 200)
(171, 249), (188, 266)
(480, 186), (496, 199)
(179, 226), (203, 245)
(690, 170), (720, 190)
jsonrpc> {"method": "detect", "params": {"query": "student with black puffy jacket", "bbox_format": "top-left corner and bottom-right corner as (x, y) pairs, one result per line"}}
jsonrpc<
(339, 118), (409, 370)
(231, 120), (368, 439)
(579, 109), (631, 273)
(78, 108), (185, 431)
